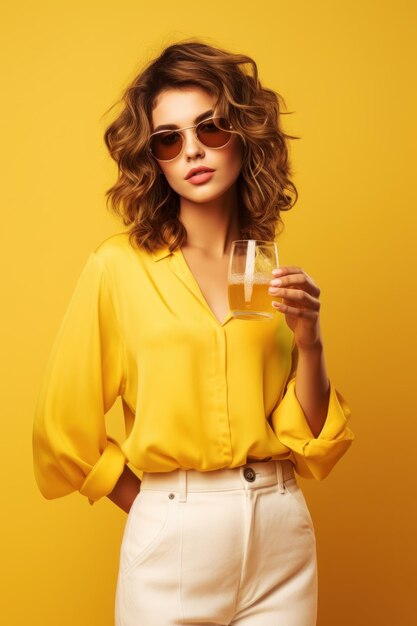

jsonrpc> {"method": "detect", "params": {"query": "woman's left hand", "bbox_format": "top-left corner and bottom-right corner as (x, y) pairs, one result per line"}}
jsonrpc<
(269, 266), (322, 350)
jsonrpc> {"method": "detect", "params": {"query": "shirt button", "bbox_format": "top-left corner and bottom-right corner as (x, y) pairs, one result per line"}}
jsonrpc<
(243, 467), (256, 482)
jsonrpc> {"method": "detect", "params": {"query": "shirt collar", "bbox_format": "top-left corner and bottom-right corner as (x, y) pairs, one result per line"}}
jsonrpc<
(151, 246), (174, 262)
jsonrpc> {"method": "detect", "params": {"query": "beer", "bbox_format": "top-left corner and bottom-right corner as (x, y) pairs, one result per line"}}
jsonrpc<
(228, 240), (280, 321)
(229, 274), (279, 320)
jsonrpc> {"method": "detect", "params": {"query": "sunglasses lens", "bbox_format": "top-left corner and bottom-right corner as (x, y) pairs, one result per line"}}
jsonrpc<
(197, 118), (232, 148)
(150, 131), (183, 160)
(150, 118), (232, 161)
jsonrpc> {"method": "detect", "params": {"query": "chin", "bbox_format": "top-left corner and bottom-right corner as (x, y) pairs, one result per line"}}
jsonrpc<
(177, 181), (240, 204)
(184, 191), (227, 204)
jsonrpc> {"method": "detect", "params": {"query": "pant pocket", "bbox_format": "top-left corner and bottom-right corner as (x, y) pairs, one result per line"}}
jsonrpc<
(284, 477), (315, 530)
(119, 489), (173, 577)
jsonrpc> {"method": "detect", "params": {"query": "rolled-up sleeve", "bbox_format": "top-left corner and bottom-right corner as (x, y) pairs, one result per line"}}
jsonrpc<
(32, 251), (128, 505)
(271, 344), (354, 480)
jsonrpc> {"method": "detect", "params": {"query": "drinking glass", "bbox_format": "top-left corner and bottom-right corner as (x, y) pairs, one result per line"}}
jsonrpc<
(228, 240), (279, 320)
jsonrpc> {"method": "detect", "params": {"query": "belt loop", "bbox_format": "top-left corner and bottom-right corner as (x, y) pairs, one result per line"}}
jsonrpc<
(275, 461), (285, 494)
(178, 469), (187, 502)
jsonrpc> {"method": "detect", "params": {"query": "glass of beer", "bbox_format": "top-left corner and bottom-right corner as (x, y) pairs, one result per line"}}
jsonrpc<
(228, 240), (279, 320)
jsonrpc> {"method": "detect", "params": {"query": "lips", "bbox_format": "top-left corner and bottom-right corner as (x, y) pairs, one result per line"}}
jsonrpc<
(185, 167), (215, 180)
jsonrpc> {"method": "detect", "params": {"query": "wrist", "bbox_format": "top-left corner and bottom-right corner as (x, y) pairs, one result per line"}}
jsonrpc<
(296, 338), (324, 354)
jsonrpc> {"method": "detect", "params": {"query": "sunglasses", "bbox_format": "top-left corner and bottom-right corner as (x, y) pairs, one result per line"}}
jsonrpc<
(149, 116), (233, 162)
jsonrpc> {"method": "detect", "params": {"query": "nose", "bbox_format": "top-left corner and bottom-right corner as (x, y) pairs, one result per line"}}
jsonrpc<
(183, 128), (205, 160)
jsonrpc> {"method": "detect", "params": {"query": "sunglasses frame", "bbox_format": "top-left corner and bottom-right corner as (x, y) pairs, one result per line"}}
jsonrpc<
(149, 115), (234, 162)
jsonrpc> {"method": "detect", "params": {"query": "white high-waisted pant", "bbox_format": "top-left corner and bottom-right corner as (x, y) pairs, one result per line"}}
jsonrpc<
(115, 459), (318, 626)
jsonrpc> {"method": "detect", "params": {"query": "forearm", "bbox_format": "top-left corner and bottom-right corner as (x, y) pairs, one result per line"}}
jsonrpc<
(295, 340), (330, 438)
(107, 464), (142, 514)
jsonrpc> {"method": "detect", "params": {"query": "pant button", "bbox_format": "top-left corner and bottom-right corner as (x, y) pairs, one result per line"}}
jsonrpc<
(243, 467), (256, 482)
(168, 493), (175, 499)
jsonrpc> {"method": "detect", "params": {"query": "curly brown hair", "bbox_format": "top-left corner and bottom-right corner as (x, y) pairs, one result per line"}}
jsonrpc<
(103, 39), (298, 253)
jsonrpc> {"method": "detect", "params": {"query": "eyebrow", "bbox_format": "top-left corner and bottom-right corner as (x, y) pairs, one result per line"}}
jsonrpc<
(152, 109), (214, 133)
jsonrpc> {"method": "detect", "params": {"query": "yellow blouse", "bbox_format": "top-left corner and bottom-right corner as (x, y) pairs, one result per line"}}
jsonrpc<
(32, 232), (354, 506)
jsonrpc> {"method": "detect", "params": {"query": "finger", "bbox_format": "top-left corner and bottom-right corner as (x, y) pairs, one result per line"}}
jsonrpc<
(272, 300), (320, 318)
(271, 268), (320, 297)
(269, 288), (321, 310)
(270, 274), (320, 298)
(272, 266), (304, 276)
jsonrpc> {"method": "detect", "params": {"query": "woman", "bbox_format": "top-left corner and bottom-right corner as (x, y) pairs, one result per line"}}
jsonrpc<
(32, 41), (354, 626)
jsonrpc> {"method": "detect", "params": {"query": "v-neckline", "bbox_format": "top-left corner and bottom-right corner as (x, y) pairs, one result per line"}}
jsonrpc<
(174, 247), (233, 327)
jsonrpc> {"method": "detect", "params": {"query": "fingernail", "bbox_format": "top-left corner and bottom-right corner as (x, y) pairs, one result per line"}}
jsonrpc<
(272, 268), (282, 274)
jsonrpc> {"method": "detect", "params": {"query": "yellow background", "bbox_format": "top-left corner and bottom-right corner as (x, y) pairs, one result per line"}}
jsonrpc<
(1, 1), (416, 624)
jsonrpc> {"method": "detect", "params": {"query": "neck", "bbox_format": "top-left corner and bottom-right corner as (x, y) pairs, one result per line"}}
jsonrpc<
(179, 184), (242, 259)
